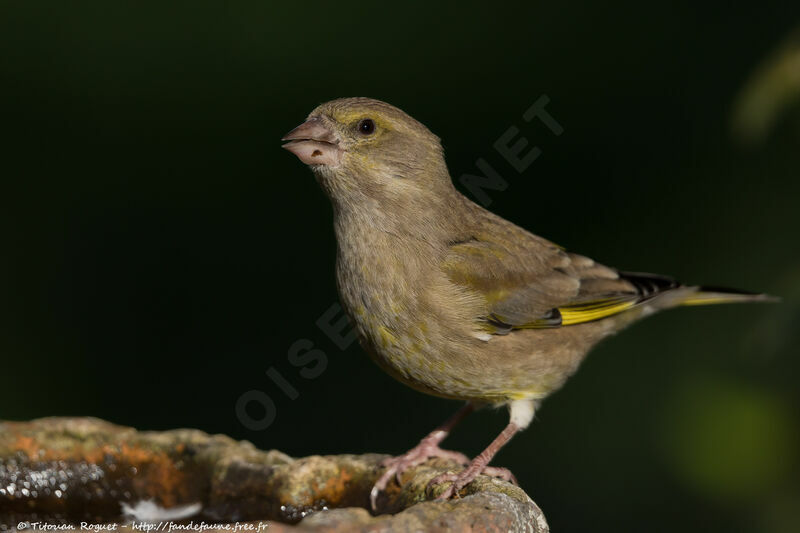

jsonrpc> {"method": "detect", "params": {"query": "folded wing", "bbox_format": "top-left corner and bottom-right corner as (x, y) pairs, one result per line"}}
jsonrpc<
(442, 232), (679, 332)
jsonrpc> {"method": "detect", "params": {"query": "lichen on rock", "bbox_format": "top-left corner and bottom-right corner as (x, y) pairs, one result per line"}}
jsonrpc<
(0, 418), (548, 532)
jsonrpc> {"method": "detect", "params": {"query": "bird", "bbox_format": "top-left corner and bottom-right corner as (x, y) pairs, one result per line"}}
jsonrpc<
(281, 97), (774, 508)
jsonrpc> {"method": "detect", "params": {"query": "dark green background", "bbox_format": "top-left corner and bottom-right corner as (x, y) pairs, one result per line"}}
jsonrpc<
(2, 2), (799, 532)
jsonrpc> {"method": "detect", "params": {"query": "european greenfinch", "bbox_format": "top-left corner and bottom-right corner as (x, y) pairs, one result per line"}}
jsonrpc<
(282, 97), (773, 507)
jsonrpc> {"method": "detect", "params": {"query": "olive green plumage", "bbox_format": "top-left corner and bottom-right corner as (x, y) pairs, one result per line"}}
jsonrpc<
(282, 97), (775, 503)
(283, 97), (771, 408)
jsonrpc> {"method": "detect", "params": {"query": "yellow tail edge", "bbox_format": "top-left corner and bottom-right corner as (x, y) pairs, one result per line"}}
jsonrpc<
(680, 286), (780, 307)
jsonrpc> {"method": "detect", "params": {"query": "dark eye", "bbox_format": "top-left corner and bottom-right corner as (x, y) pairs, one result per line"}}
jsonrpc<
(358, 118), (375, 135)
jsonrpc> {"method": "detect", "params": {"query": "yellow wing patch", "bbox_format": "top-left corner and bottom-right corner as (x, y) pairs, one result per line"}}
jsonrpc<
(491, 296), (640, 330)
(558, 297), (638, 325)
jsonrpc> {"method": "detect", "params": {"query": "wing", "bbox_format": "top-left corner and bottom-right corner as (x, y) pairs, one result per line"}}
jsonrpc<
(442, 229), (679, 332)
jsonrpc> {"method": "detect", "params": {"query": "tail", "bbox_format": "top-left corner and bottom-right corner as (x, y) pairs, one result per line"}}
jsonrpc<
(619, 272), (779, 308)
(679, 285), (780, 306)
(510, 272), (777, 330)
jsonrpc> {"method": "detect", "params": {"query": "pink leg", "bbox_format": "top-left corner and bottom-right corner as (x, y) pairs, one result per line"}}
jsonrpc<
(370, 403), (475, 510)
(430, 421), (520, 500)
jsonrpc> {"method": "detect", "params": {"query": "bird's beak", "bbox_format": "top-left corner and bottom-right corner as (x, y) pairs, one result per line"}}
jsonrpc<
(281, 117), (343, 167)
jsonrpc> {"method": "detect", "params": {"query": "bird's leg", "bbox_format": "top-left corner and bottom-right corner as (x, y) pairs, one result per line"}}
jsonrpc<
(370, 402), (475, 510)
(429, 421), (521, 500)
(429, 399), (535, 500)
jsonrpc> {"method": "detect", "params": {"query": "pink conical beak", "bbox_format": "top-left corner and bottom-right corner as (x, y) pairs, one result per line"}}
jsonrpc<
(282, 117), (343, 167)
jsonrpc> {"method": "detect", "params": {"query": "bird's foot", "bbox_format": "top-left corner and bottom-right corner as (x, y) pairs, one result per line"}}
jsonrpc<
(428, 465), (518, 500)
(483, 466), (518, 485)
(370, 439), (470, 510)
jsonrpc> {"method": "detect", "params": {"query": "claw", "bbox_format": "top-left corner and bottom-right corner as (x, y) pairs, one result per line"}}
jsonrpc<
(427, 471), (460, 500)
(427, 465), (519, 501)
(370, 443), (469, 511)
(482, 466), (518, 485)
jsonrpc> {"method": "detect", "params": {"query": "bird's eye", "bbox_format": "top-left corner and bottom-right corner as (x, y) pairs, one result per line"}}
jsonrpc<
(358, 119), (376, 135)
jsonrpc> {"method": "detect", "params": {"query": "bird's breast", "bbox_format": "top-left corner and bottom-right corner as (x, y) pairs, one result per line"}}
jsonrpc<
(332, 221), (468, 393)
(331, 213), (551, 401)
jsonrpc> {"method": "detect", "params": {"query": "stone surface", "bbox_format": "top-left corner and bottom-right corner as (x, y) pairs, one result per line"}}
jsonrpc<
(0, 418), (548, 532)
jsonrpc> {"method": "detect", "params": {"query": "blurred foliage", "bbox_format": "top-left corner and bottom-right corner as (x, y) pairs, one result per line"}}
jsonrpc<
(1, 2), (799, 532)
(659, 376), (796, 500)
(732, 26), (800, 144)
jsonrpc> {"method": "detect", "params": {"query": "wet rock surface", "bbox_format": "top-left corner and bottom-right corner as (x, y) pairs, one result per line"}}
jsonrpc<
(0, 418), (548, 532)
